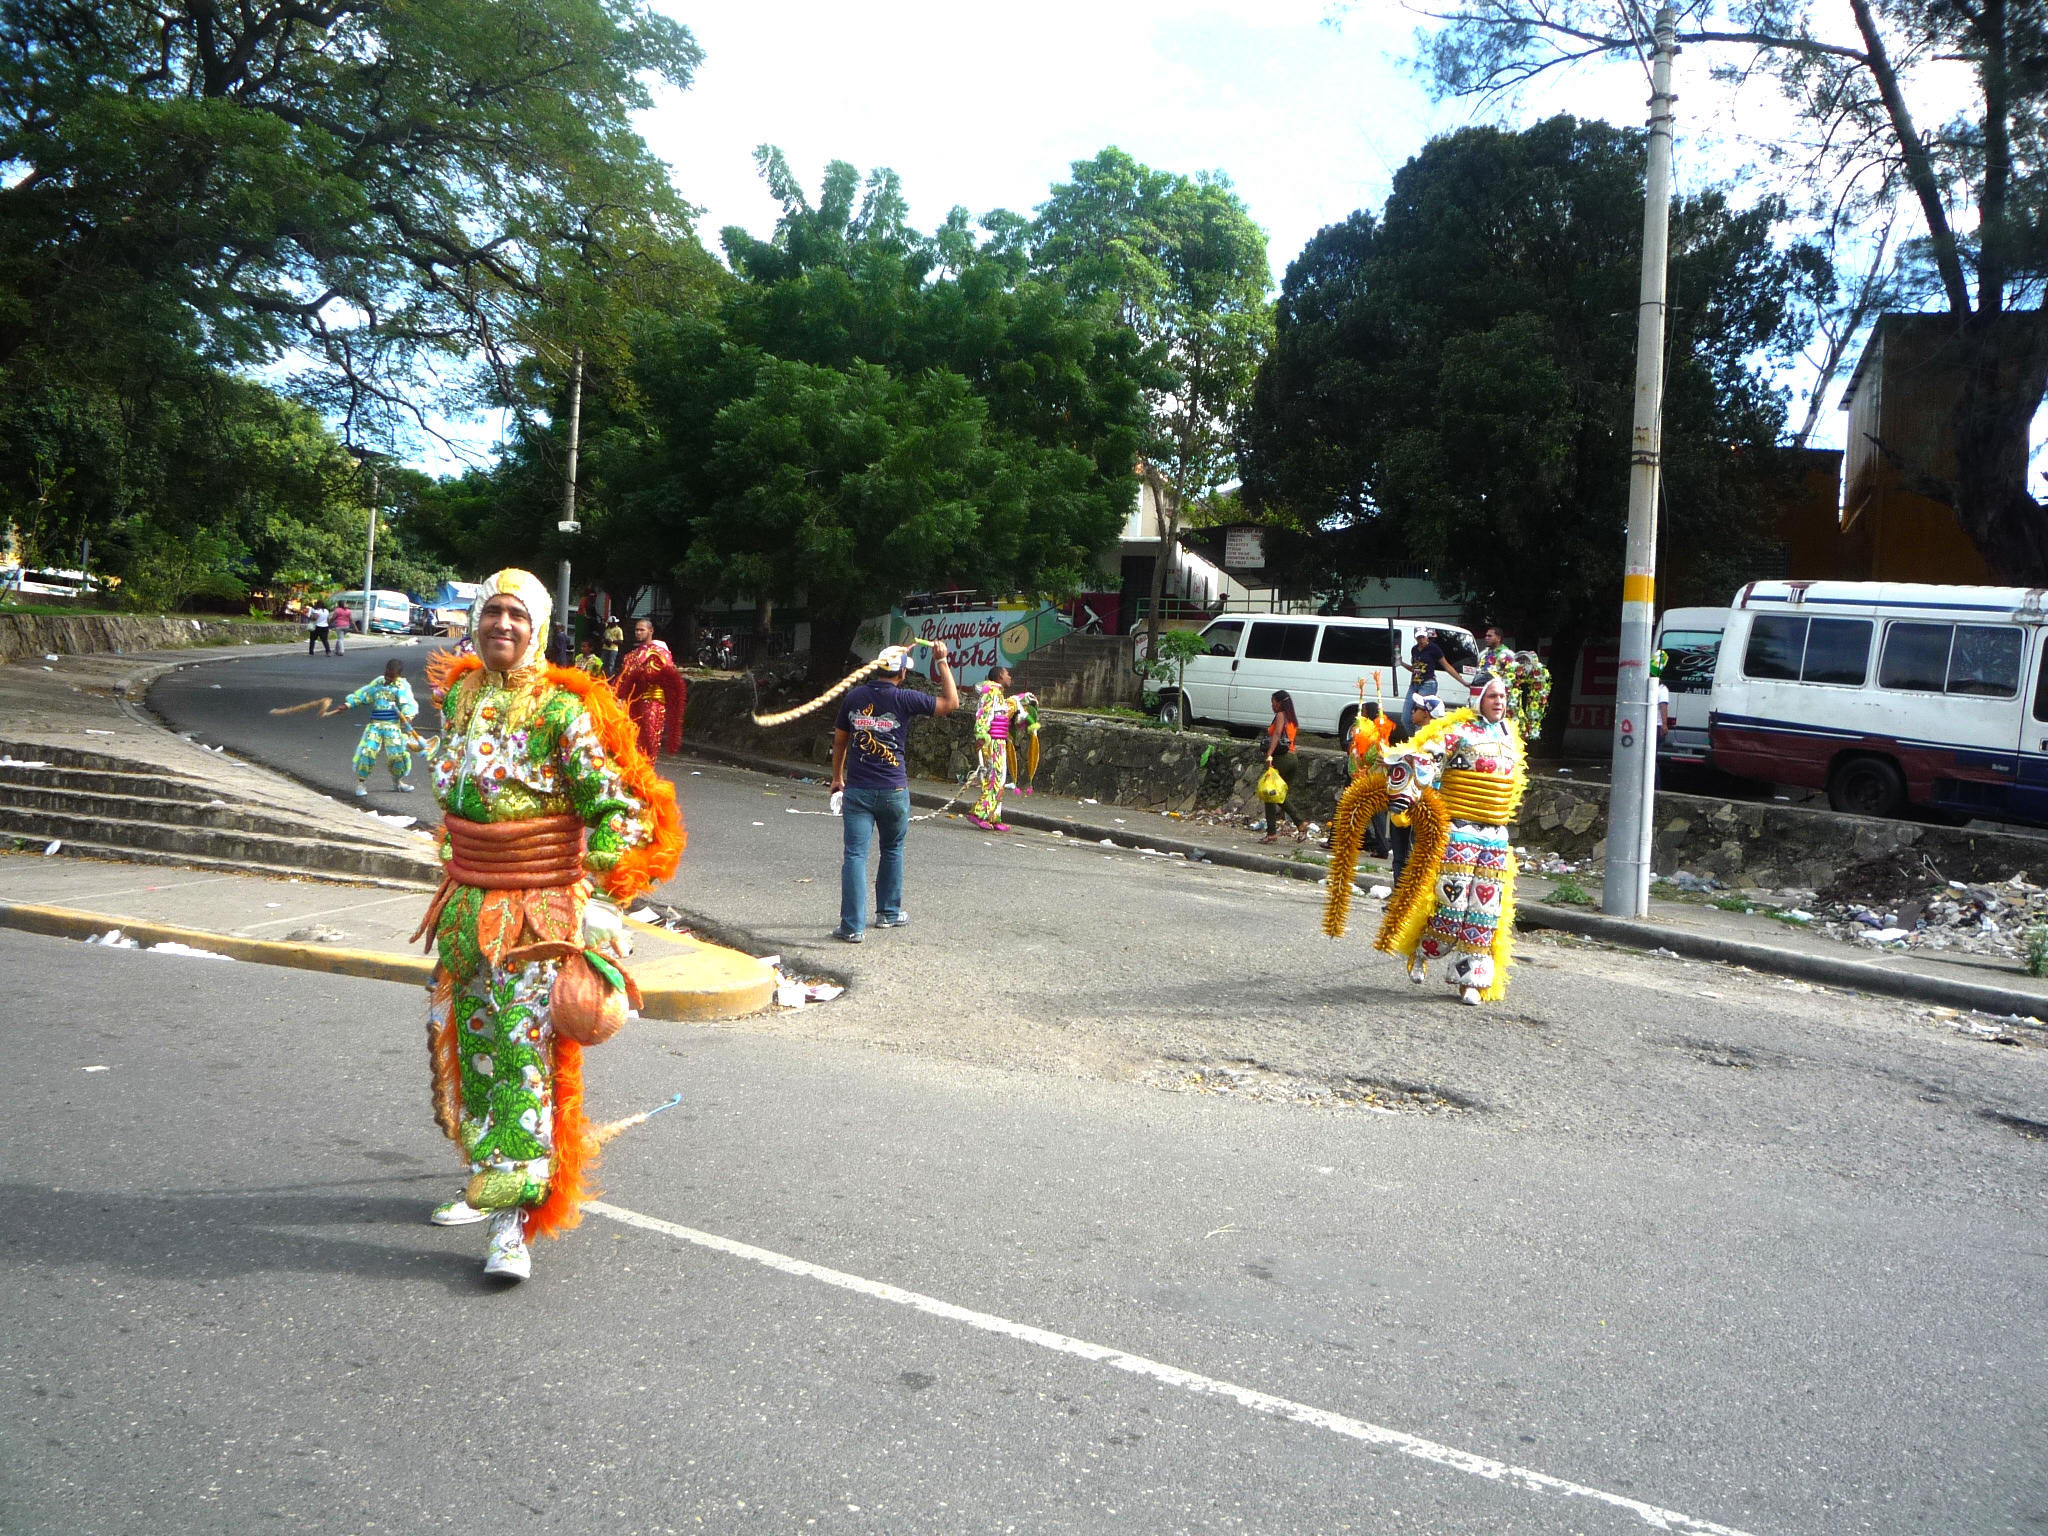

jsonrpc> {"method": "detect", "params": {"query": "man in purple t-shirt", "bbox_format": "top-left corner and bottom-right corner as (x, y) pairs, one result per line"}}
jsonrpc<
(828, 639), (959, 941)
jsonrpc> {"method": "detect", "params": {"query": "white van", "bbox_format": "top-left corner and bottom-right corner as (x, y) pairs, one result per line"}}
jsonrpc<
(1709, 580), (2048, 821)
(1653, 606), (1728, 765)
(1160, 615), (1478, 737)
(328, 588), (412, 635)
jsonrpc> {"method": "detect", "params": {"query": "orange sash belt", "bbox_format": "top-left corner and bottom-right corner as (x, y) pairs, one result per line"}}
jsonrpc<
(441, 812), (585, 888)
(414, 813), (588, 948)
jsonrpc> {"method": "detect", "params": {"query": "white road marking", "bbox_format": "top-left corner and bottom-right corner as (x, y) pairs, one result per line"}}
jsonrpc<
(586, 1200), (1757, 1535)
(233, 890), (419, 933)
(8, 873), (241, 904)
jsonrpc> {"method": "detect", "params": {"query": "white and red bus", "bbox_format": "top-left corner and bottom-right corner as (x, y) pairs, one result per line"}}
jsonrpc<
(1709, 581), (2048, 821)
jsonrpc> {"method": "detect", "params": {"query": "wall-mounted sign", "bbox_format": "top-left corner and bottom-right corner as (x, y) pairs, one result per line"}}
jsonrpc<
(1222, 527), (1266, 569)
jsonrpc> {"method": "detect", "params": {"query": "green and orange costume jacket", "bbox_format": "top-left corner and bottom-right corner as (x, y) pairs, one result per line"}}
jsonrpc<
(416, 649), (684, 1238)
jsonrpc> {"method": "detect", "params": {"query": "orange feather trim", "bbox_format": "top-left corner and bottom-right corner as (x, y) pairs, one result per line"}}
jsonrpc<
(423, 652), (684, 903)
(542, 662), (684, 902)
(429, 971), (462, 1142)
(529, 1035), (599, 1240)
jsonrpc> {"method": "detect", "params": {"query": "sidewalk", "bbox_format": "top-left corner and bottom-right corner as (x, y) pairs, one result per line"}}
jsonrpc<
(0, 851), (775, 1021)
(0, 636), (438, 876)
(0, 640), (774, 1019)
(683, 738), (2048, 1020)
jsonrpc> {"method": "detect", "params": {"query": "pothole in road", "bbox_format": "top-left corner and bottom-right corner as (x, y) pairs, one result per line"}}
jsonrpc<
(1146, 1057), (1481, 1114)
(1666, 1036), (1792, 1071)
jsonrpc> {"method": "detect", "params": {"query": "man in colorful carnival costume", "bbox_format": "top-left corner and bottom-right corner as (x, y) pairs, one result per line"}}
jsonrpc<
(344, 658), (421, 796)
(970, 665), (1015, 830)
(1475, 622), (1552, 742)
(613, 617), (685, 762)
(1321, 675), (1526, 1008)
(414, 570), (683, 1281)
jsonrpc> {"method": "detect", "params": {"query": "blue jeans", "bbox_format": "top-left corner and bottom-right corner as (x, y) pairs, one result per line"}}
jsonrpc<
(839, 785), (910, 935)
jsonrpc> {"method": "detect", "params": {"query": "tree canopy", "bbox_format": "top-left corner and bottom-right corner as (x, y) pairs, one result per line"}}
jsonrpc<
(427, 153), (1152, 677)
(1408, 0), (2048, 577)
(1239, 116), (1811, 680)
(1027, 148), (1273, 652)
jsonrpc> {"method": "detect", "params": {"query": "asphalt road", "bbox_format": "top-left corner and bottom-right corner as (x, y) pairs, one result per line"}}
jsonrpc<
(44, 645), (2042, 1534)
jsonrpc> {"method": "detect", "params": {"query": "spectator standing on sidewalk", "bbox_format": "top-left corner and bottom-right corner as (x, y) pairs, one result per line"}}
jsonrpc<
(331, 601), (353, 655)
(306, 601), (331, 656)
(602, 614), (624, 678)
(828, 640), (959, 942)
(1259, 689), (1311, 845)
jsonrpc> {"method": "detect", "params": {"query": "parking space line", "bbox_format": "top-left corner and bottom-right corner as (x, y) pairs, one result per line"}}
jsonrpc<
(586, 1199), (1756, 1535)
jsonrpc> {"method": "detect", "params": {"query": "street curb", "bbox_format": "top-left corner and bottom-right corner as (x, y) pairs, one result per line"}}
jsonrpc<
(680, 740), (2048, 1018)
(0, 901), (778, 1022)
(1515, 902), (2047, 1017)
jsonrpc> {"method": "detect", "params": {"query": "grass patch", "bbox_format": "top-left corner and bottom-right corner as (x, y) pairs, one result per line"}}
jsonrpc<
(1710, 894), (1757, 913)
(2025, 924), (2048, 979)
(1547, 873), (1595, 906)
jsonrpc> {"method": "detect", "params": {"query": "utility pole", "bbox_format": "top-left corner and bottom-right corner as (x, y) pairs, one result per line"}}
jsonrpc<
(555, 347), (584, 664)
(1603, 3), (1677, 919)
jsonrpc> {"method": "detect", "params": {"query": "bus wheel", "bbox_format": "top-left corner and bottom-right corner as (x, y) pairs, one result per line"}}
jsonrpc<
(1828, 755), (1906, 818)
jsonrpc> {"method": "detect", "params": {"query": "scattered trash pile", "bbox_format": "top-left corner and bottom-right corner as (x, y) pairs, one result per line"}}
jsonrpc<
(1526, 851), (1588, 877)
(1800, 849), (2048, 960)
(622, 903), (845, 1011)
(85, 929), (231, 960)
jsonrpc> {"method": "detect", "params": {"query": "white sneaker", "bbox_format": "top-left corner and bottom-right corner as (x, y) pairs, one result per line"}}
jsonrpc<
(1460, 986), (1482, 1006)
(430, 1198), (489, 1226)
(1408, 962), (1427, 985)
(397, 782), (416, 793)
(353, 783), (368, 797)
(483, 1209), (531, 1281)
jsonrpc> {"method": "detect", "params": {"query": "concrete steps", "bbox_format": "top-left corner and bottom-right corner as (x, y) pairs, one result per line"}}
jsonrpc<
(1011, 634), (1142, 710)
(0, 741), (439, 887)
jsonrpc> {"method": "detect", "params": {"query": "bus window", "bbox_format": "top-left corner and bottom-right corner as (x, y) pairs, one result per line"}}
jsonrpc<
(1743, 615), (1806, 680)
(1802, 619), (1873, 686)
(1200, 620), (1244, 658)
(1317, 625), (1395, 667)
(1879, 623), (1953, 693)
(1244, 621), (1317, 663)
(1948, 625), (2022, 697)
(1659, 629), (1721, 694)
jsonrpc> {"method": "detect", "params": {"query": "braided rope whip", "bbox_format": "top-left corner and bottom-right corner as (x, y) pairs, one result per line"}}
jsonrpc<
(748, 638), (938, 728)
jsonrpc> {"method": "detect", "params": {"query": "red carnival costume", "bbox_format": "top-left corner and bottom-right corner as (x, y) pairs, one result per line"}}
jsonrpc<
(614, 636), (685, 761)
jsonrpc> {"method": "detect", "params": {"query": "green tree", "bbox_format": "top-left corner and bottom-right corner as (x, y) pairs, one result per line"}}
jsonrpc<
(598, 154), (1147, 681)
(1028, 148), (1274, 660)
(1408, 0), (2048, 579)
(0, 0), (703, 436)
(1237, 117), (1810, 714)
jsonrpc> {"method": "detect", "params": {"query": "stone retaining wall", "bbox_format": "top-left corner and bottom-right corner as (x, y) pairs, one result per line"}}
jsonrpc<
(1520, 775), (2048, 890)
(686, 678), (2048, 886)
(0, 614), (292, 663)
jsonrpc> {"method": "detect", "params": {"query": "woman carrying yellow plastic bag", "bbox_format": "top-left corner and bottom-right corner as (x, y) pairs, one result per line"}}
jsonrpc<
(1258, 690), (1309, 844)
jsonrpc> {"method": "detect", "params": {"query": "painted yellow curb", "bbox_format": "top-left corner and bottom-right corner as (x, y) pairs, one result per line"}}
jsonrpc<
(0, 901), (777, 1022)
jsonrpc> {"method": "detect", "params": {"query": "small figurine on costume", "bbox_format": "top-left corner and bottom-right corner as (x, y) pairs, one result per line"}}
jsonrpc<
(345, 659), (420, 796)
(971, 666), (1014, 829)
(1323, 675), (1526, 1007)
(1007, 691), (1041, 795)
(612, 616), (685, 761)
(414, 570), (684, 1282)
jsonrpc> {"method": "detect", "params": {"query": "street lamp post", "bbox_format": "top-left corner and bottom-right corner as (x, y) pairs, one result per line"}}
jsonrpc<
(359, 457), (379, 642)
(555, 348), (584, 663)
(1603, 3), (1678, 919)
